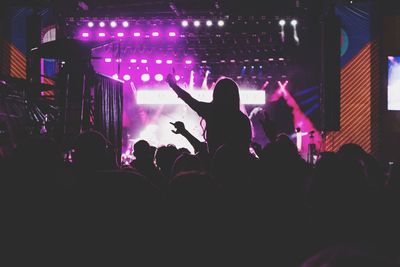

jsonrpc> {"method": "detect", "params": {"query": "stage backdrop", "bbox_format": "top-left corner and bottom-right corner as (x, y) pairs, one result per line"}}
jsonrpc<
(325, 1), (380, 157)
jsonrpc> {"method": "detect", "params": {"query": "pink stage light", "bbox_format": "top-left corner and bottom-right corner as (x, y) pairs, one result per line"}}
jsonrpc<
(117, 32), (124, 37)
(185, 59), (192, 65)
(123, 74), (131, 81)
(104, 58), (112, 63)
(130, 59), (137, 63)
(98, 32), (106, 37)
(133, 32), (141, 37)
(99, 21), (105, 27)
(168, 32), (176, 37)
(88, 21), (94, 28)
(110, 21), (117, 28)
(151, 32), (160, 37)
(81, 32), (89, 37)
(141, 74), (150, 82)
(166, 60), (173, 64)
(122, 21), (129, 27)
(141, 59), (148, 64)
(175, 75), (181, 81)
(154, 74), (164, 82)
(112, 74), (119, 80)
(116, 58), (122, 63)
(155, 59), (162, 64)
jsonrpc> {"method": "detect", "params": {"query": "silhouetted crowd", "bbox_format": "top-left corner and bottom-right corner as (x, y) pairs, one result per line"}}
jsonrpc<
(1, 129), (399, 266)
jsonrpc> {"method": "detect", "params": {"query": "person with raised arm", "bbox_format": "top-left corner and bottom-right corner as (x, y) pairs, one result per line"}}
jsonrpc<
(166, 74), (251, 155)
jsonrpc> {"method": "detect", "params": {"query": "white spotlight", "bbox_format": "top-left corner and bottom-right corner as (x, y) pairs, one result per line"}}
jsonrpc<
(217, 20), (224, 27)
(193, 20), (201, 27)
(206, 20), (213, 27)
(279, 19), (286, 26)
(291, 19), (298, 26)
(181, 20), (189, 27)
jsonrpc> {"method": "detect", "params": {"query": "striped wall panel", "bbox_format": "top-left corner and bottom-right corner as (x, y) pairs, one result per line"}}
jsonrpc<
(0, 39), (26, 79)
(325, 42), (377, 154)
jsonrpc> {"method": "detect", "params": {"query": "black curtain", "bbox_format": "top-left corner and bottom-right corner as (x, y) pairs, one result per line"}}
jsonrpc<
(94, 73), (123, 164)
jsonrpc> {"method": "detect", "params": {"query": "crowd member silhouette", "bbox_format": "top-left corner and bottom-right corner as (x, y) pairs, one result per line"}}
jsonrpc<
(166, 74), (252, 155)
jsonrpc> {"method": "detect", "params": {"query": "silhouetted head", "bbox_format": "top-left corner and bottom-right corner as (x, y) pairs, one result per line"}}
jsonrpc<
(133, 140), (151, 160)
(73, 130), (110, 171)
(212, 77), (240, 111)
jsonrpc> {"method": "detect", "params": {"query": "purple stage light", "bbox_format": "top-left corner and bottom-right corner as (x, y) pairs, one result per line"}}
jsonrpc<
(141, 73), (150, 82)
(117, 32), (124, 37)
(185, 59), (192, 65)
(123, 74), (131, 81)
(122, 21), (129, 28)
(141, 59), (148, 64)
(155, 59), (162, 64)
(193, 20), (200, 27)
(82, 32), (89, 38)
(110, 21), (117, 28)
(130, 59), (137, 63)
(116, 58), (122, 63)
(112, 74), (119, 80)
(168, 32), (176, 37)
(104, 58), (112, 63)
(99, 21), (105, 27)
(133, 32), (141, 37)
(88, 21), (94, 28)
(181, 20), (189, 27)
(98, 32), (106, 37)
(206, 20), (213, 27)
(152, 32), (160, 37)
(166, 60), (173, 64)
(175, 75), (181, 81)
(154, 74), (164, 82)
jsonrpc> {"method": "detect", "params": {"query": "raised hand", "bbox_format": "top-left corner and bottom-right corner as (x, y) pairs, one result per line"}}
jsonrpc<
(166, 73), (177, 88)
(170, 121), (186, 135)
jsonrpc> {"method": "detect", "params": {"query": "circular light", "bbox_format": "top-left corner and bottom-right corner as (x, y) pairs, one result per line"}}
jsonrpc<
(130, 59), (137, 63)
(117, 32), (124, 37)
(133, 32), (141, 37)
(291, 19), (298, 26)
(279, 19), (286, 26)
(141, 73), (150, 82)
(185, 59), (192, 65)
(193, 20), (200, 27)
(166, 60), (173, 64)
(122, 21), (129, 27)
(110, 21), (117, 28)
(99, 21), (105, 27)
(206, 20), (213, 27)
(112, 74), (118, 80)
(168, 32), (176, 37)
(217, 20), (224, 27)
(181, 20), (189, 27)
(81, 32), (89, 37)
(151, 32), (159, 37)
(88, 21), (94, 28)
(98, 32), (106, 37)
(174, 75), (181, 81)
(155, 59), (162, 64)
(123, 74), (131, 81)
(154, 74), (163, 82)
(104, 58), (112, 63)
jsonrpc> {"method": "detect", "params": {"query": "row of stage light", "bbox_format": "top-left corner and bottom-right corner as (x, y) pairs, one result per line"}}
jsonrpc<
(85, 19), (226, 29)
(101, 58), (285, 64)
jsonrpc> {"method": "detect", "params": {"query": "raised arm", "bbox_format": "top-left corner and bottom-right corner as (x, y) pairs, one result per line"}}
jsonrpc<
(166, 74), (209, 117)
(170, 121), (206, 154)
